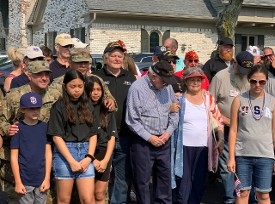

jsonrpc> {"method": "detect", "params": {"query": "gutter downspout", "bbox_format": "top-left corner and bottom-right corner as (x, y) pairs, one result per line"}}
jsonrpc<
(87, 13), (96, 50)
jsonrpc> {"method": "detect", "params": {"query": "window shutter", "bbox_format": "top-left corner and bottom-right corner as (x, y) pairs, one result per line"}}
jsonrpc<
(235, 34), (242, 54)
(258, 35), (264, 50)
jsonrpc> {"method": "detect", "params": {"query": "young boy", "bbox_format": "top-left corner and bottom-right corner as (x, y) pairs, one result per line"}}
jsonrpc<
(10, 92), (52, 204)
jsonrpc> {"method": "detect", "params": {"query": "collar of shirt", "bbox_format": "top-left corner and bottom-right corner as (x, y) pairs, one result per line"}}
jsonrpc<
(103, 66), (126, 77)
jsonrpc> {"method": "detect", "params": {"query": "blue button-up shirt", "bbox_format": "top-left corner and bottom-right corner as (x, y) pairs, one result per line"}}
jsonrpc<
(126, 74), (179, 141)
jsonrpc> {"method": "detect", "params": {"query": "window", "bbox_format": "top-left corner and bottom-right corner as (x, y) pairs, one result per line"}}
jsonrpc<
(235, 34), (264, 54)
(47, 31), (57, 54)
(150, 31), (160, 52)
(70, 27), (86, 42)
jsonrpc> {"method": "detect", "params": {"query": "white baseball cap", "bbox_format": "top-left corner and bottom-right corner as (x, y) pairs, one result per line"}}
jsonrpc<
(25, 46), (44, 59)
(72, 38), (89, 49)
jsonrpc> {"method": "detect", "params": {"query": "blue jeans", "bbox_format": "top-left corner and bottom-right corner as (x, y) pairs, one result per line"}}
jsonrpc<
(218, 126), (235, 203)
(110, 136), (132, 204)
(18, 186), (46, 204)
(52, 142), (95, 179)
(236, 157), (274, 193)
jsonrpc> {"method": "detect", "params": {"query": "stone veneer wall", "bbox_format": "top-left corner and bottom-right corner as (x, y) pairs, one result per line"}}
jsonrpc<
(31, 0), (89, 46)
(264, 35), (275, 52)
(8, 0), (30, 48)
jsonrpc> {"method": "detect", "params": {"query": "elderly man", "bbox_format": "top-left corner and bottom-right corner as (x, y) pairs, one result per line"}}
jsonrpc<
(50, 33), (73, 79)
(262, 47), (275, 96)
(0, 61), (61, 203)
(94, 42), (136, 204)
(174, 50), (209, 90)
(164, 38), (184, 72)
(210, 51), (254, 204)
(126, 60), (179, 204)
(203, 37), (234, 82)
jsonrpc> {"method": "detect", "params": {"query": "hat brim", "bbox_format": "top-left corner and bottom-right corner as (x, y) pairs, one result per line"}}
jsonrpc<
(161, 75), (177, 85)
(20, 105), (42, 109)
(104, 46), (126, 54)
(184, 73), (205, 80)
(71, 57), (92, 63)
(58, 40), (74, 47)
(237, 64), (250, 75)
(31, 68), (52, 74)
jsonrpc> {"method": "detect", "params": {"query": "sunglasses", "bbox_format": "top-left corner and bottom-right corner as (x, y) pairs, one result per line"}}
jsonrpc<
(249, 79), (267, 86)
(188, 59), (199, 63)
(61, 44), (73, 48)
(264, 54), (273, 58)
(168, 60), (177, 64)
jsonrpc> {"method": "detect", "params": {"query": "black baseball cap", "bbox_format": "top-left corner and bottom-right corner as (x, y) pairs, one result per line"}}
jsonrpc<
(151, 60), (177, 85)
(218, 37), (234, 46)
(236, 51), (254, 75)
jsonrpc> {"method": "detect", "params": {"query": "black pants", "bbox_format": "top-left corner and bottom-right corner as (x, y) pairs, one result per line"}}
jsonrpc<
(130, 135), (172, 204)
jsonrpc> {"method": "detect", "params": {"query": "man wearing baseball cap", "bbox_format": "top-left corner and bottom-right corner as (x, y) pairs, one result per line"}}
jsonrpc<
(203, 37), (234, 82)
(10, 46), (45, 90)
(50, 33), (73, 79)
(174, 50), (209, 90)
(126, 60), (179, 203)
(0, 60), (61, 203)
(210, 51), (254, 204)
(95, 41), (136, 203)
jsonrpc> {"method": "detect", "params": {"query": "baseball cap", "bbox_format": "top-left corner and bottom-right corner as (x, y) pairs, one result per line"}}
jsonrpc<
(159, 50), (179, 61)
(103, 41), (126, 54)
(185, 51), (199, 60)
(151, 60), (177, 85)
(20, 92), (42, 109)
(153, 46), (166, 56)
(236, 51), (254, 75)
(55, 33), (73, 46)
(72, 38), (89, 49)
(70, 48), (92, 63)
(28, 61), (52, 74)
(246, 46), (263, 56)
(25, 46), (44, 59)
(183, 69), (204, 80)
(218, 37), (234, 46)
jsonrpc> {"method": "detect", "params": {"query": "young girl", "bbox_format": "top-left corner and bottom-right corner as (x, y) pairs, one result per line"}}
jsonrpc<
(48, 70), (98, 204)
(227, 64), (275, 204)
(85, 76), (117, 204)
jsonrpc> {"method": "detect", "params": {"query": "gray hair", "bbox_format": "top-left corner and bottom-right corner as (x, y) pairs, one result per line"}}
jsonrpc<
(183, 67), (204, 80)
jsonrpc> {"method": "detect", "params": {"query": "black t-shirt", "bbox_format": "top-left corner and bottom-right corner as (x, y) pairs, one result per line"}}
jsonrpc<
(48, 99), (98, 142)
(94, 66), (136, 134)
(202, 55), (228, 82)
(49, 59), (69, 79)
(94, 104), (118, 148)
(10, 73), (30, 89)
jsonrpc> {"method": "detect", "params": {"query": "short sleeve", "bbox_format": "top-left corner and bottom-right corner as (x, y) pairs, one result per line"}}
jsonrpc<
(10, 130), (20, 149)
(47, 100), (66, 137)
(107, 112), (118, 139)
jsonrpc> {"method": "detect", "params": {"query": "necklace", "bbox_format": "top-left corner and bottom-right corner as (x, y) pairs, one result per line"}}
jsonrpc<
(248, 91), (265, 120)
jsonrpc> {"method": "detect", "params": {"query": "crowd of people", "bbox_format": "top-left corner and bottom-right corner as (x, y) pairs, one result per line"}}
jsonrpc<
(0, 33), (274, 204)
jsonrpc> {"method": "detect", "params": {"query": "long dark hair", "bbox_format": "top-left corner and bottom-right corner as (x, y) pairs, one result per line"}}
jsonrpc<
(84, 76), (108, 129)
(247, 64), (268, 81)
(62, 70), (93, 125)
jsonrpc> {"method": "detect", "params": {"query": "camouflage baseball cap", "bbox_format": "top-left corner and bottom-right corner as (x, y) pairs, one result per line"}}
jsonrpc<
(28, 61), (52, 74)
(70, 48), (92, 63)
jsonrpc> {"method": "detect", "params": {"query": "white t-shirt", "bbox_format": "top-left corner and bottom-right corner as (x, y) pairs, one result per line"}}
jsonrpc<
(182, 98), (208, 147)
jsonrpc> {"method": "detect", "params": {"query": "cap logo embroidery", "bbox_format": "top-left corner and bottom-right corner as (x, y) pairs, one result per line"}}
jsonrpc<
(160, 46), (166, 52)
(33, 47), (39, 52)
(30, 96), (37, 104)
(241, 60), (253, 68)
(64, 36), (71, 39)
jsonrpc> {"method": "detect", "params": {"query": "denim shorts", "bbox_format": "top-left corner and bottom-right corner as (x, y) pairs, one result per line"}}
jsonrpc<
(236, 156), (274, 193)
(53, 142), (95, 179)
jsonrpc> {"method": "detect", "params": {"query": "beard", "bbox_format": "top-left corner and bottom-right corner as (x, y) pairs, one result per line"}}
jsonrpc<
(219, 50), (233, 62)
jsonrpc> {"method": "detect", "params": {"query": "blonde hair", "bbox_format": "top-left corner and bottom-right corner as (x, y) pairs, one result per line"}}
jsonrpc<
(7, 47), (25, 67)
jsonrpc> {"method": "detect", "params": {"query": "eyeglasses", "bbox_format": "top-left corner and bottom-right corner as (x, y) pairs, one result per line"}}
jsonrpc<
(188, 59), (199, 63)
(264, 54), (273, 58)
(249, 79), (267, 86)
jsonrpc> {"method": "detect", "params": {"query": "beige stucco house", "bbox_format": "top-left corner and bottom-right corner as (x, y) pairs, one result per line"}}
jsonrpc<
(1, 0), (275, 63)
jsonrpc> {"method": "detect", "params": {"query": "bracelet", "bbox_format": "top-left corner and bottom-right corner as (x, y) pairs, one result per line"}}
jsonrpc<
(85, 154), (95, 162)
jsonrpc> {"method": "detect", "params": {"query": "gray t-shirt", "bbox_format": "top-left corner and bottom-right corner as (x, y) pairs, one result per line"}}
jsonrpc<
(236, 91), (274, 159)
